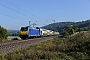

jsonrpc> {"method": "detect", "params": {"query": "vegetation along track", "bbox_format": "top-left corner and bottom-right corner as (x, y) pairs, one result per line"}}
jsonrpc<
(0, 36), (57, 55)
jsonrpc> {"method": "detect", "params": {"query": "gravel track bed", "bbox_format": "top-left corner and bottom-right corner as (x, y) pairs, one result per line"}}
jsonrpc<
(0, 36), (56, 55)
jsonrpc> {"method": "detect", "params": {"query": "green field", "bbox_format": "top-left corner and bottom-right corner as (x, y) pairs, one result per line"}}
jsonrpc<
(7, 36), (21, 40)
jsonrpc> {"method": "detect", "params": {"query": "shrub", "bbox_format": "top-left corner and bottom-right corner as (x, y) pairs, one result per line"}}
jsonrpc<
(0, 32), (90, 60)
(12, 38), (19, 40)
(0, 26), (8, 41)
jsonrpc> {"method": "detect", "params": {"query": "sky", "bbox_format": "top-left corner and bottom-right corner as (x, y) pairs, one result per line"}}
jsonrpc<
(0, 0), (90, 30)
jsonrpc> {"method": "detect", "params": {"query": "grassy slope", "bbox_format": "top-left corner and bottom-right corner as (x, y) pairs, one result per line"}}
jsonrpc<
(0, 32), (90, 60)
(7, 36), (21, 40)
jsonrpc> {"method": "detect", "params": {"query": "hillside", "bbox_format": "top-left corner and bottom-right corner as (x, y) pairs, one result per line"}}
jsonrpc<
(0, 31), (90, 60)
(42, 20), (90, 34)
(7, 20), (90, 35)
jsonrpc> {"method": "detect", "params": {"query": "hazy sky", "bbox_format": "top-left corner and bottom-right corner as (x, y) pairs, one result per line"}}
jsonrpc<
(0, 0), (90, 29)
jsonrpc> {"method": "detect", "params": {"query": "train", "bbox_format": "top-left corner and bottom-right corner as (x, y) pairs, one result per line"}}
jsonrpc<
(19, 26), (59, 39)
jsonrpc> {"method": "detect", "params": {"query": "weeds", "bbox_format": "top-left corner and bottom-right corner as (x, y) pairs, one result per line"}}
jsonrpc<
(0, 32), (90, 60)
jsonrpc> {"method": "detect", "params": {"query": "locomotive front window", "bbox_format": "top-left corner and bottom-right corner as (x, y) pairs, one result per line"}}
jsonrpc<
(20, 27), (28, 31)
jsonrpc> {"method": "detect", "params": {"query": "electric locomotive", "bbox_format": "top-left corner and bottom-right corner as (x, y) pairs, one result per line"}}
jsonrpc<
(20, 26), (41, 39)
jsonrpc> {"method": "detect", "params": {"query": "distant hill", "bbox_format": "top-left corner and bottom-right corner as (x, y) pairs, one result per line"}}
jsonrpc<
(7, 20), (90, 35)
(42, 20), (90, 34)
(7, 30), (19, 36)
(8, 30), (19, 33)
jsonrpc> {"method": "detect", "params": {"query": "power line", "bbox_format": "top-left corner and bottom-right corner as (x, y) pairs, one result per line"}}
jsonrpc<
(3, 0), (34, 22)
(0, 12), (15, 18)
(3, 0), (20, 20)
(46, 20), (50, 23)
(0, 3), (31, 19)
(0, 12), (23, 21)
(4, 0), (20, 9)
(0, 1), (38, 26)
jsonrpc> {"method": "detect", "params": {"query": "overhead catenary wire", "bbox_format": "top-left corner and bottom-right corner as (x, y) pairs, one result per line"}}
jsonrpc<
(46, 20), (50, 23)
(3, 0), (20, 21)
(0, 12), (24, 21)
(0, 12), (16, 18)
(0, 3), (31, 19)
(4, 0), (20, 9)
(3, 0), (34, 23)
(0, 0), (39, 27)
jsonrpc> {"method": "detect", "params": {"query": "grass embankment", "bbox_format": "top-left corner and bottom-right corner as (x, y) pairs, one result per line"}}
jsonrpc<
(7, 36), (21, 40)
(0, 36), (20, 41)
(0, 32), (90, 60)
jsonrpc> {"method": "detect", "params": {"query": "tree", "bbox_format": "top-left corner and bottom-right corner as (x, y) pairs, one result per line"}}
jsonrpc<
(72, 25), (78, 32)
(0, 26), (8, 41)
(66, 27), (75, 35)
(63, 26), (77, 37)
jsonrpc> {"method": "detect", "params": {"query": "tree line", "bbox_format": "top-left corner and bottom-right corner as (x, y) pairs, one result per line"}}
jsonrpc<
(0, 26), (8, 41)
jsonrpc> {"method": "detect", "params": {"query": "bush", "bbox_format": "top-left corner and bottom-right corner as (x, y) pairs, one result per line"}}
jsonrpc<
(12, 38), (19, 40)
(0, 32), (90, 60)
(0, 26), (8, 41)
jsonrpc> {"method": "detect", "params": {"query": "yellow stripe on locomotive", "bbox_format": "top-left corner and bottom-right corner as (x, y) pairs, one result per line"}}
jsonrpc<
(20, 31), (28, 35)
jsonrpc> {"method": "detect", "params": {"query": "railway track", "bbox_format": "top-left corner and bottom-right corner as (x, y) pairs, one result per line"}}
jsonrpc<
(0, 36), (56, 55)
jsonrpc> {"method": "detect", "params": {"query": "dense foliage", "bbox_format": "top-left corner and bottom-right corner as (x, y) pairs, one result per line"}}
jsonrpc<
(0, 26), (8, 41)
(0, 32), (90, 60)
(42, 20), (90, 34)
(63, 25), (78, 37)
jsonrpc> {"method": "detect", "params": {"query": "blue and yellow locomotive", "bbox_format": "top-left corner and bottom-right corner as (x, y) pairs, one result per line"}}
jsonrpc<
(19, 26), (59, 39)
(20, 26), (41, 39)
